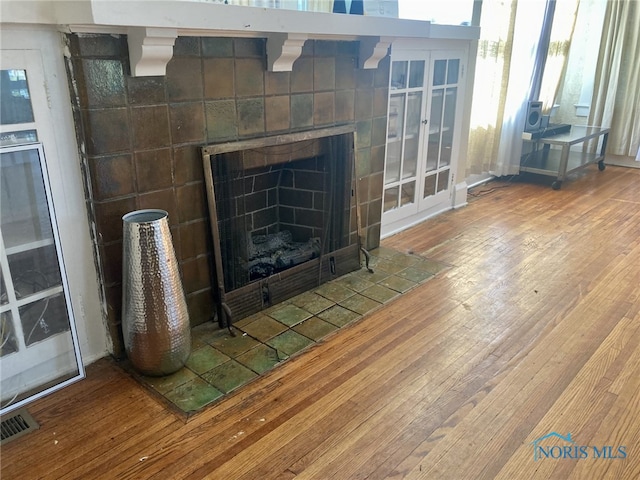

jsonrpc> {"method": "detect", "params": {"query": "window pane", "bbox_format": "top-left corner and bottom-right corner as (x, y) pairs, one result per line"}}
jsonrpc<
(401, 181), (415, 206)
(433, 60), (447, 86)
(424, 174), (436, 198)
(427, 89), (444, 171)
(441, 87), (457, 167)
(403, 91), (421, 179)
(1, 149), (54, 250)
(437, 169), (450, 193)
(391, 61), (408, 89)
(388, 94), (405, 139)
(386, 94), (405, 184)
(0, 70), (35, 125)
(1, 312), (18, 356)
(409, 61), (425, 88)
(447, 59), (460, 84)
(8, 245), (63, 299)
(405, 91), (422, 137)
(403, 136), (419, 179)
(0, 130), (38, 148)
(20, 293), (69, 347)
(384, 186), (399, 212)
(385, 140), (401, 184)
(0, 272), (6, 306)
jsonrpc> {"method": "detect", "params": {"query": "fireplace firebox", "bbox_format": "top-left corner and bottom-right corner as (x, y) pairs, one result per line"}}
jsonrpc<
(202, 125), (363, 328)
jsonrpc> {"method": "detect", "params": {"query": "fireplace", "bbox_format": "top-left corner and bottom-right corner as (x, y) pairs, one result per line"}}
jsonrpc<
(202, 125), (363, 327)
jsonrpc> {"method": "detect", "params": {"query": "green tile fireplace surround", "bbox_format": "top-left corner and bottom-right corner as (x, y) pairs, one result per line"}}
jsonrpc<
(125, 247), (449, 416)
(67, 34), (391, 358)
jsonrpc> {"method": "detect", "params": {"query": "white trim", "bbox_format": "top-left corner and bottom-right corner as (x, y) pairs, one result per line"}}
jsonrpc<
(1, 26), (109, 366)
(381, 204), (452, 239)
(452, 180), (468, 209)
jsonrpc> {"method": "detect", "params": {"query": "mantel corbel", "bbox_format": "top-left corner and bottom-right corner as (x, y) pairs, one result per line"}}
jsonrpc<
(267, 33), (308, 72)
(127, 27), (178, 77)
(359, 36), (392, 69)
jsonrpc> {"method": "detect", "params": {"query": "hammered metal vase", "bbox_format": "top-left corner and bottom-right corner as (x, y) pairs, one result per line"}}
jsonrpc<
(122, 209), (191, 376)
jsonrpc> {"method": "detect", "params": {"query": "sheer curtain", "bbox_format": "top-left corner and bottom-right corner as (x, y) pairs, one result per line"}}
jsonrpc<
(588, 0), (640, 160)
(539, 0), (579, 111)
(466, 0), (516, 175)
(467, 0), (547, 176)
(467, 0), (578, 176)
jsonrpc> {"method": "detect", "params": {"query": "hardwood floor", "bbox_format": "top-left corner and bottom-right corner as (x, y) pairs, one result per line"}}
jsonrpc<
(3, 165), (640, 479)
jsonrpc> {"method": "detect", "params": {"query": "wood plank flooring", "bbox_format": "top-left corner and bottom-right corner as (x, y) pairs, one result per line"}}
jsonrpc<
(3, 165), (640, 479)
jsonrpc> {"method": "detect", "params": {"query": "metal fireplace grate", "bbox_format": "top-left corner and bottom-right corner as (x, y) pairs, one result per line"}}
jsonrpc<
(1, 408), (39, 445)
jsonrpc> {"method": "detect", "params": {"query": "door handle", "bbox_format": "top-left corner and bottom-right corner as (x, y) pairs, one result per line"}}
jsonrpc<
(422, 119), (428, 125)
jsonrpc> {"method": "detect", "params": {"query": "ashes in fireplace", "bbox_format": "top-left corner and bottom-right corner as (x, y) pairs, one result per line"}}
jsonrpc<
(202, 125), (362, 328)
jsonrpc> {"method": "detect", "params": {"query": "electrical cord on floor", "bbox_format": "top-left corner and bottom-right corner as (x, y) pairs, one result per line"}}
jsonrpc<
(469, 139), (541, 198)
(468, 181), (514, 197)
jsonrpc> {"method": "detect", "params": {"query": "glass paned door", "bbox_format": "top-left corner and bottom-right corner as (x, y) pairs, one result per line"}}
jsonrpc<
(384, 59), (426, 219)
(421, 57), (460, 205)
(0, 56), (83, 415)
(382, 48), (465, 235)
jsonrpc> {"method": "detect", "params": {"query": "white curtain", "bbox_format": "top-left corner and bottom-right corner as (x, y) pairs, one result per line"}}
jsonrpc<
(492, 1), (546, 177)
(588, 0), (640, 160)
(467, 0), (578, 176)
(467, 0), (548, 177)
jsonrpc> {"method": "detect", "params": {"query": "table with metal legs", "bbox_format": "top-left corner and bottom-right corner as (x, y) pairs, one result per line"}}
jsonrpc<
(520, 125), (610, 190)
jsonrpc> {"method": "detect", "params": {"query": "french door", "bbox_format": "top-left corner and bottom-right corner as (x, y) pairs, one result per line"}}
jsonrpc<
(382, 49), (465, 236)
(1, 51), (84, 415)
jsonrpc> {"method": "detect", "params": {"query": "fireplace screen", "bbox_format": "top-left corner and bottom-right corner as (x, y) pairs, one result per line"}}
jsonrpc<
(202, 125), (362, 325)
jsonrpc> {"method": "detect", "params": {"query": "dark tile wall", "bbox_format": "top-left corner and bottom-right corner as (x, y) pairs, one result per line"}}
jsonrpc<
(65, 33), (389, 355)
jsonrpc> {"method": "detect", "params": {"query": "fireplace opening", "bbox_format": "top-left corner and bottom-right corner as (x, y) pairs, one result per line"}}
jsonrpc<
(202, 126), (362, 324)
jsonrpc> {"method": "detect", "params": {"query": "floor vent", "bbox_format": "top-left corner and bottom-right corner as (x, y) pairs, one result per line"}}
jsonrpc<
(1, 408), (39, 445)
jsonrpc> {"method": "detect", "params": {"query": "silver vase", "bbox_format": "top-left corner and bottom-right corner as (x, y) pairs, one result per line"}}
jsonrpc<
(122, 209), (191, 376)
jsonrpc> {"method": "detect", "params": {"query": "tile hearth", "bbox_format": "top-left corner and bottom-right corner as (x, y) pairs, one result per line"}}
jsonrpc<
(126, 247), (449, 417)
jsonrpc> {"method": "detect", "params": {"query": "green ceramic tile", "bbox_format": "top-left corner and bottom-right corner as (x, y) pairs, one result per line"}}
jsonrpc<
(267, 304), (312, 327)
(289, 292), (336, 315)
(266, 330), (314, 357)
(141, 367), (198, 395)
(191, 322), (226, 348)
(370, 246), (401, 259)
(191, 322), (229, 348)
(233, 311), (269, 328)
(369, 257), (406, 274)
(396, 266), (435, 283)
(202, 360), (258, 394)
(379, 275), (417, 293)
(339, 293), (382, 316)
(352, 267), (390, 284)
(164, 377), (223, 413)
(317, 305), (360, 327)
(240, 316), (289, 342)
(209, 332), (261, 358)
(236, 344), (281, 374)
(361, 284), (399, 304)
(129, 244), (450, 416)
(293, 317), (338, 341)
(333, 273), (376, 292)
(185, 345), (230, 375)
(314, 282), (356, 303)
